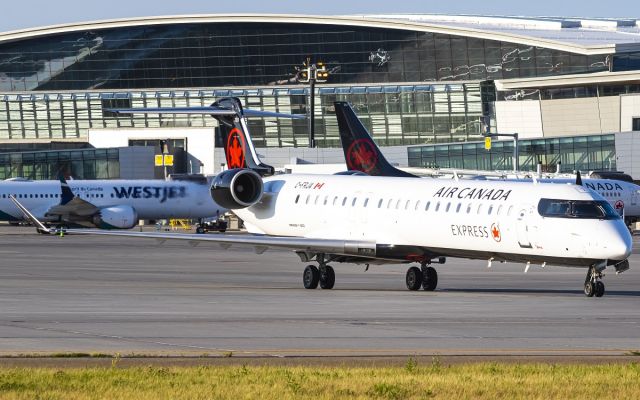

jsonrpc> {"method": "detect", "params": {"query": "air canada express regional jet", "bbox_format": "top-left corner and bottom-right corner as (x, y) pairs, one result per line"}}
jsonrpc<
(1, 176), (225, 229)
(17, 98), (632, 298)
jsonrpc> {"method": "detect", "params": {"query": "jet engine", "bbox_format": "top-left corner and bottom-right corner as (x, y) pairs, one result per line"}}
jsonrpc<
(93, 205), (138, 229)
(211, 168), (263, 209)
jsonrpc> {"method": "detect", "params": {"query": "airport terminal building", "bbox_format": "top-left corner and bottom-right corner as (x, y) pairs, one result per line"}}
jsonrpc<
(0, 14), (639, 179)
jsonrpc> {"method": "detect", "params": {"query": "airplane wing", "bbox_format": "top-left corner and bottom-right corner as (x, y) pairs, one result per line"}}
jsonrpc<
(46, 196), (99, 218)
(10, 194), (377, 258)
(64, 229), (377, 258)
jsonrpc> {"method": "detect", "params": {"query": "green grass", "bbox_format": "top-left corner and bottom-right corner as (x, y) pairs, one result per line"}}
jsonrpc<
(0, 362), (638, 399)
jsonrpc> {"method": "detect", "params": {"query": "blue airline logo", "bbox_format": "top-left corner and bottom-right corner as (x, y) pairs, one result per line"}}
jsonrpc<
(112, 186), (187, 203)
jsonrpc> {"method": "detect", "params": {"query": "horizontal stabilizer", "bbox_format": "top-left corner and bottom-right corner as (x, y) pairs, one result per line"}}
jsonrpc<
(106, 107), (305, 119)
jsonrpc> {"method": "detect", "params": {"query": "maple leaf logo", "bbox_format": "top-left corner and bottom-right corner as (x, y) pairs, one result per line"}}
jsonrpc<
(226, 128), (246, 169)
(346, 139), (378, 173)
(491, 223), (501, 242)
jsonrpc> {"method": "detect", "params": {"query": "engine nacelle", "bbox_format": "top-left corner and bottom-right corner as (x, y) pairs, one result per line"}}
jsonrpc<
(211, 168), (263, 209)
(93, 205), (138, 229)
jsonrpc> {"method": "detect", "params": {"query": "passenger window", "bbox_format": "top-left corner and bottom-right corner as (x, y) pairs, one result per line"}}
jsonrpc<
(387, 199), (393, 209)
(364, 198), (369, 207)
(305, 195), (311, 205)
(456, 203), (461, 213)
(507, 206), (513, 216)
(295, 194), (300, 204)
(415, 201), (421, 211)
(352, 197), (357, 207)
(405, 200), (410, 210)
(466, 204), (471, 213)
(488, 205), (493, 215)
(445, 202), (451, 212)
(378, 199), (383, 208)
(314, 195), (319, 205)
(425, 201), (431, 211)
(477, 204), (482, 214)
(394, 199), (400, 209)
(497, 205), (503, 215)
(333, 196), (338, 206)
(342, 197), (347, 206)
(435, 202), (440, 211)
(323, 196), (328, 205)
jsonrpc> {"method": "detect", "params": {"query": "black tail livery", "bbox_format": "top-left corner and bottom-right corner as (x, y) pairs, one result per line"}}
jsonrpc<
(211, 97), (274, 176)
(334, 102), (418, 178)
(105, 96), (305, 177)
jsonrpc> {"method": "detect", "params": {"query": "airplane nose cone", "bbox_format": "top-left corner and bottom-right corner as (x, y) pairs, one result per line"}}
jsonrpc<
(612, 227), (633, 261)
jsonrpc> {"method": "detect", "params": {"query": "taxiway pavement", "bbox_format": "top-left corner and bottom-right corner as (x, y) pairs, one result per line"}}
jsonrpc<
(0, 227), (639, 358)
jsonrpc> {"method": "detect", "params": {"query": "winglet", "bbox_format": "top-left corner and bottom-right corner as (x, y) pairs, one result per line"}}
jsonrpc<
(57, 172), (75, 205)
(9, 195), (52, 234)
(576, 171), (583, 186)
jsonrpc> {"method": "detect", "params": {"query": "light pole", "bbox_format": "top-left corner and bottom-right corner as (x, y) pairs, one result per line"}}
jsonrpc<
(296, 57), (329, 148)
(484, 132), (519, 172)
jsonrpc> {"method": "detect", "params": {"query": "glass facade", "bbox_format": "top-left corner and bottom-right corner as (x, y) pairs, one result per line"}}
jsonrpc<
(408, 134), (617, 172)
(0, 148), (121, 180)
(0, 83), (484, 147)
(498, 83), (640, 101)
(0, 22), (611, 91)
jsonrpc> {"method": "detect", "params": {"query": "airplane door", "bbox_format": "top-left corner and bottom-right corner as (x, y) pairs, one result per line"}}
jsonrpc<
(631, 189), (639, 206)
(516, 206), (532, 249)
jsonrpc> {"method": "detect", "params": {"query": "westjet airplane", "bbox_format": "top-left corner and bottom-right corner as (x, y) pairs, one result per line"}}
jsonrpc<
(14, 98), (632, 297)
(333, 102), (640, 228)
(0, 175), (225, 230)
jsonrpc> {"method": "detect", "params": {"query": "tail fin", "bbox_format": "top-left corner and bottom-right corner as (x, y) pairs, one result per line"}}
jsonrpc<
(104, 96), (304, 177)
(212, 98), (274, 176)
(334, 102), (418, 178)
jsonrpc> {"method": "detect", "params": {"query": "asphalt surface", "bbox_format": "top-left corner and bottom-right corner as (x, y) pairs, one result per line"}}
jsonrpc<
(0, 226), (639, 360)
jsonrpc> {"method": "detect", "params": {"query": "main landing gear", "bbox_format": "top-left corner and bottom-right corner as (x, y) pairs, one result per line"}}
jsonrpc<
(406, 263), (438, 291)
(303, 256), (335, 290)
(584, 264), (606, 298)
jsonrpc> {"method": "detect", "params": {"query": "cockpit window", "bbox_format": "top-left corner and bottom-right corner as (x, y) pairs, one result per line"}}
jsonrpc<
(538, 199), (620, 220)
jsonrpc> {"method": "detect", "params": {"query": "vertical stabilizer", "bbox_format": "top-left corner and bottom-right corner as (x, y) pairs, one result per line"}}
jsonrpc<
(334, 102), (417, 178)
(212, 98), (274, 176)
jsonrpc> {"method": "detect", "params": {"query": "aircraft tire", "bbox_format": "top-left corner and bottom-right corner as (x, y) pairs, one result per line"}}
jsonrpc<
(196, 226), (205, 234)
(584, 281), (596, 297)
(319, 265), (335, 289)
(406, 267), (423, 291)
(595, 281), (605, 297)
(303, 265), (320, 289)
(422, 267), (438, 291)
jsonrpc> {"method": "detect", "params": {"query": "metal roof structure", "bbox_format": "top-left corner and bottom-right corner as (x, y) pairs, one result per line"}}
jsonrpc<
(0, 14), (638, 55)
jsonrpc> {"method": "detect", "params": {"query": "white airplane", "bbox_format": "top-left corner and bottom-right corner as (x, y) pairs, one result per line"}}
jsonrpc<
(332, 102), (640, 227)
(0, 175), (225, 231)
(14, 98), (632, 297)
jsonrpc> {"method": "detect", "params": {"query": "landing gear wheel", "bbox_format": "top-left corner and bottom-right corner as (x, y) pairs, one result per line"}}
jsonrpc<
(422, 266), (438, 291)
(406, 267), (423, 291)
(319, 265), (335, 289)
(584, 281), (596, 297)
(595, 281), (605, 297)
(195, 226), (205, 234)
(303, 265), (319, 289)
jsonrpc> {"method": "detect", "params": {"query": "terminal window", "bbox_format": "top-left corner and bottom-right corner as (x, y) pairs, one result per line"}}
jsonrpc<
(633, 118), (640, 131)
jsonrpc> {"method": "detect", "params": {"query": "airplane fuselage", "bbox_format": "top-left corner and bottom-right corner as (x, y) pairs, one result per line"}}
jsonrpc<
(236, 174), (631, 267)
(0, 179), (223, 222)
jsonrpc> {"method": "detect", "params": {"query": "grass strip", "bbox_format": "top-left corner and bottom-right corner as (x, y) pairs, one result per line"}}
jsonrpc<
(0, 361), (638, 399)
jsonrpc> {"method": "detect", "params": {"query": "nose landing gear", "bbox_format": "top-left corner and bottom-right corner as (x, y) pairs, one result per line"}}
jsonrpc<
(584, 264), (605, 298)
